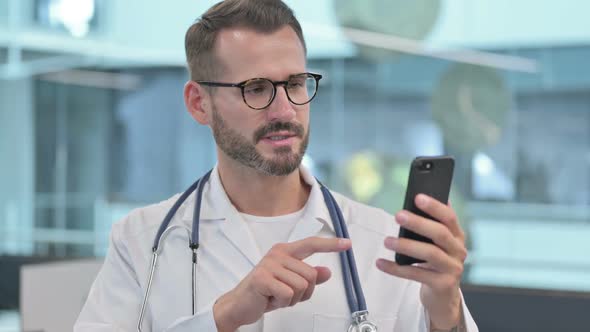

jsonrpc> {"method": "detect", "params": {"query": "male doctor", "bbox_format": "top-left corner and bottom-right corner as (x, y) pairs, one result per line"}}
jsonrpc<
(75, 0), (478, 331)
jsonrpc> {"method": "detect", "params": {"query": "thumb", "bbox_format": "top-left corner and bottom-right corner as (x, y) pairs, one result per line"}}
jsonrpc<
(314, 266), (332, 285)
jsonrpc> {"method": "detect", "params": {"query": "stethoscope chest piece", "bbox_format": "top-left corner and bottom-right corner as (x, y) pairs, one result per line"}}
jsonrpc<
(348, 310), (378, 332)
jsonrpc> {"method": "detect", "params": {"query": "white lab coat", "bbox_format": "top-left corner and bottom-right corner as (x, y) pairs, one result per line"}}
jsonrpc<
(75, 166), (478, 331)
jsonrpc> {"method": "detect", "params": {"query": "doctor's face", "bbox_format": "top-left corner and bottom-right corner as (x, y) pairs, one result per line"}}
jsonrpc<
(207, 26), (310, 176)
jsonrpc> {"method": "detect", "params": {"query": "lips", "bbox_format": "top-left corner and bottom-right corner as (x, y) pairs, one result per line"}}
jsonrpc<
(254, 122), (304, 144)
(262, 131), (297, 141)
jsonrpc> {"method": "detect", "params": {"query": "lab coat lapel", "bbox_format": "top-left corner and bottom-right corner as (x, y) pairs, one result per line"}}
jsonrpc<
(218, 210), (263, 267)
(288, 216), (325, 268)
(287, 181), (331, 244)
(288, 167), (335, 267)
(182, 166), (262, 267)
(211, 169), (263, 267)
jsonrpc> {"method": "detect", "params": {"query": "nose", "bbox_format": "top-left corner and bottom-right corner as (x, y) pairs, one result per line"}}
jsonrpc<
(265, 85), (296, 122)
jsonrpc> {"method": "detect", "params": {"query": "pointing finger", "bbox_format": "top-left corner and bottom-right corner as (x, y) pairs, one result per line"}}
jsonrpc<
(286, 237), (351, 260)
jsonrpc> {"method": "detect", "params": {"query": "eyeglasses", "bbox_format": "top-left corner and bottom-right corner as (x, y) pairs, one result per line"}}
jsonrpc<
(196, 72), (322, 110)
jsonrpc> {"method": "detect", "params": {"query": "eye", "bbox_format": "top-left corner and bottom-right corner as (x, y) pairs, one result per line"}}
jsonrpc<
(244, 81), (270, 95)
(287, 77), (306, 89)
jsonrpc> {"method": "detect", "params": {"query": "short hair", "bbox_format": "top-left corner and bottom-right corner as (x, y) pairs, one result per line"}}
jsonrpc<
(185, 0), (307, 81)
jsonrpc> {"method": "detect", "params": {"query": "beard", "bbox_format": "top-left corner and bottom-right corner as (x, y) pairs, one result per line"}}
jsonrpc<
(210, 105), (309, 176)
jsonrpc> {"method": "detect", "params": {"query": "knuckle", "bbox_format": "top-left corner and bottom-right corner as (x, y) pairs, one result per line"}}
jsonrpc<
(449, 210), (458, 223)
(459, 248), (468, 262)
(276, 288), (294, 307)
(300, 264), (317, 281)
(424, 249), (440, 262)
(442, 277), (457, 290)
(253, 268), (271, 283)
(459, 229), (467, 243)
(435, 231), (452, 244)
(301, 287), (315, 302)
(265, 250), (281, 261)
(443, 209), (457, 223)
(283, 288), (295, 303)
(251, 266), (265, 278)
(457, 263), (465, 277)
(434, 278), (453, 292)
(258, 258), (275, 271)
(452, 262), (464, 277)
(270, 243), (286, 253)
(308, 268), (318, 283)
(295, 279), (309, 293)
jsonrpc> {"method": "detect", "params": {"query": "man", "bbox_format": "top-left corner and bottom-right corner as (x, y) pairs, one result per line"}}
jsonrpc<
(76, 1), (478, 331)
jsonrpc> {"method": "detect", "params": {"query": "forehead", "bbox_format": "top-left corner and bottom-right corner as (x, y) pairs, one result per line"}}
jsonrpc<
(214, 25), (306, 81)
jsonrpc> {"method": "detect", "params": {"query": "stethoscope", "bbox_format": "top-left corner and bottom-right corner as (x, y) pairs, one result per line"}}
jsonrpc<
(137, 170), (377, 332)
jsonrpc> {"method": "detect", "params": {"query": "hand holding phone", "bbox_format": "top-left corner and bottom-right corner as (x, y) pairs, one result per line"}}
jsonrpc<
(380, 156), (465, 328)
(395, 156), (455, 266)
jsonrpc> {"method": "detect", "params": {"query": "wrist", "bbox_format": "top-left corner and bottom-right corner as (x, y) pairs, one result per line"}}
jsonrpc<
(431, 327), (459, 332)
(213, 293), (240, 332)
(429, 296), (463, 332)
(422, 288), (463, 331)
(430, 307), (460, 329)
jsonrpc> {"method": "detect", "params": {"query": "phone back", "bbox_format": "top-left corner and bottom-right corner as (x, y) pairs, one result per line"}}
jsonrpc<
(395, 156), (455, 265)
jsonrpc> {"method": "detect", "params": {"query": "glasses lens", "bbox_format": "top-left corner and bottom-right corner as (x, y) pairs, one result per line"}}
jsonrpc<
(243, 79), (274, 109)
(286, 74), (318, 105)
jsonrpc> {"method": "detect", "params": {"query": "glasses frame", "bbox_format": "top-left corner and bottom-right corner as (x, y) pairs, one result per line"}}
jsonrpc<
(196, 72), (323, 110)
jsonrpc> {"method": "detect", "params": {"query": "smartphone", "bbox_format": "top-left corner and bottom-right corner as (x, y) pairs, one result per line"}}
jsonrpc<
(395, 156), (455, 266)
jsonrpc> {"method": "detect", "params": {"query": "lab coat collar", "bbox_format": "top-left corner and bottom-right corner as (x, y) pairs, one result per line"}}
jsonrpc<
(295, 165), (336, 236)
(180, 165), (261, 266)
(180, 165), (233, 222)
(180, 165), (336, 232)
(179, 165), (338, 266)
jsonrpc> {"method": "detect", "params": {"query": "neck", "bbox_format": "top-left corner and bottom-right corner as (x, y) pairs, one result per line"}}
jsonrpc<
(216, 157), (311, 217)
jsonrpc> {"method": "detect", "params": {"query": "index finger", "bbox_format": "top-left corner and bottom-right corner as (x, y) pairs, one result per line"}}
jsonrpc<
(286, 237), (352, 260)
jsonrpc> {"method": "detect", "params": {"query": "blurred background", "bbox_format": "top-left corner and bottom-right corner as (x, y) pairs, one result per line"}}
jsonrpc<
(1, 0), (589, 331)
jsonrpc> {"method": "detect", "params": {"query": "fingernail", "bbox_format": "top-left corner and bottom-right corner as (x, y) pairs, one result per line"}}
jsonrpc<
(416, 194), (428, 208)
(339, 238), (351, 248)
(376, 259), (385, 269)
(384, 237), (398, 249)
(396, 212), (409, 225)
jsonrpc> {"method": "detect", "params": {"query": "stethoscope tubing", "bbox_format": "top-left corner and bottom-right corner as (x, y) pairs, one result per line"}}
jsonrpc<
(319, 184), (367, 314)
(138, 172), (208, 331)
(138, 252), (158, 332)
(137, 171), (369, 331)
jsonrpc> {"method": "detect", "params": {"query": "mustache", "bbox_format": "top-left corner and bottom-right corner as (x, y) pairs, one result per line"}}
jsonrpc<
(254, 122), (305, 142)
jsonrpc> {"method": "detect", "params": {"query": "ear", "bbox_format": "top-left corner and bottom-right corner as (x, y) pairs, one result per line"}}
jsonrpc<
(184, 80), (211, 125)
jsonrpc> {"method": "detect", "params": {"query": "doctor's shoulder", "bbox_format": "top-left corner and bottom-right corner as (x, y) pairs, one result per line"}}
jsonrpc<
(110, 193), (186, 243)
(328, 190), (399, 236)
